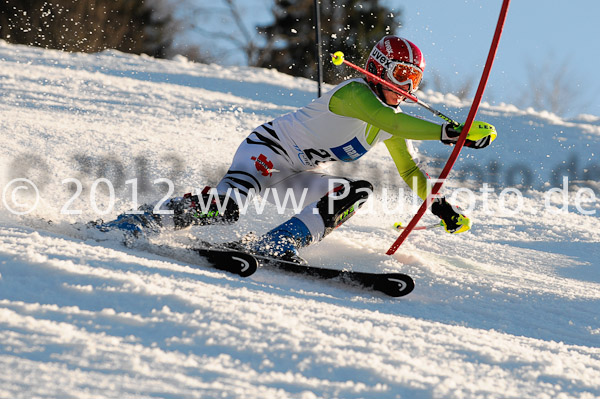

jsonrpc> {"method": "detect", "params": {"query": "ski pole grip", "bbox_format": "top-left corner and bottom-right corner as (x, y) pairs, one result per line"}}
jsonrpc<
(331, 51), (345, 66)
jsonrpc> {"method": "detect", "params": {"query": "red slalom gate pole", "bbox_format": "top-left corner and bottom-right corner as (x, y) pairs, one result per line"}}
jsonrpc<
(386, 0), (511, 255)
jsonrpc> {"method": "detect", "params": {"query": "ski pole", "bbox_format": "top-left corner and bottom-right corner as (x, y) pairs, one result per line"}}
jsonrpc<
(331, 51), (460, 127)
(393, 222), (443, 231)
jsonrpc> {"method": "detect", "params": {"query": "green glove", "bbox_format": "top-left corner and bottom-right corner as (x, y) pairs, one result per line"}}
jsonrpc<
(441, 121), (497, 149)
(430, 197), (472, 234)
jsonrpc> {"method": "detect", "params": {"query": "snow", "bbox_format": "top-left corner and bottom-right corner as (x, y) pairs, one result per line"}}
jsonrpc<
(0, 41), (599, 398)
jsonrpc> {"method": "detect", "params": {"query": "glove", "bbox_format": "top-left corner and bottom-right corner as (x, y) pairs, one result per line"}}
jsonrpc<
(441, 121), (497, 149)
(430, 197), (472, 234)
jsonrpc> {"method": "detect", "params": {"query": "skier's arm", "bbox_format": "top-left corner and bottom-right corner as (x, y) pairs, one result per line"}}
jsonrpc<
(385, 137), (472, 233)
(329, 81), (441, 140)
(384, 137), (429, 200)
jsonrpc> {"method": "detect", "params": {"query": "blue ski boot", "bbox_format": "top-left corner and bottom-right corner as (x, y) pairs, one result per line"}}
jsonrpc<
(94, 204), (162, 239)
(95, 187), (239, 239)
(234, 217), (313, 264)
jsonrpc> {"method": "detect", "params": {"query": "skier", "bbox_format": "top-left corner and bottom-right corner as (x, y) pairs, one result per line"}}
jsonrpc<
(103, 36), (497, 263)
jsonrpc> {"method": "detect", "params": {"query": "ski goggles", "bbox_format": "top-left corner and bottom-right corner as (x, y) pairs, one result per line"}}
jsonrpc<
(386, 61), (423, 93)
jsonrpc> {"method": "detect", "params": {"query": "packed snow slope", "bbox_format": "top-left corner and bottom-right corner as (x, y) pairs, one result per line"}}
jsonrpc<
(1, 41), (599, 398)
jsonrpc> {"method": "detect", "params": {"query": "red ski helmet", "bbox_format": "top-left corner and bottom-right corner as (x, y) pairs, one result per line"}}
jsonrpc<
(365, 36), (425, 95)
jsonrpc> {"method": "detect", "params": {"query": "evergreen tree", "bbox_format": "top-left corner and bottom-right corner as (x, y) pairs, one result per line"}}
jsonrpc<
(257, 0), (400, 83)
(0, 0), (173, 57)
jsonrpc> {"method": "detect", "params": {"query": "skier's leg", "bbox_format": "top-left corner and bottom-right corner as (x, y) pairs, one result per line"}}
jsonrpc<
(97, 186), (240, 235)
(247, 172), (373, 261)
(102, 124), (295, 234)
(161, 188), (240, 230)
(302, 178), (373, 241)
(162, 131), (295, 230)
(215, 123), (298, 202)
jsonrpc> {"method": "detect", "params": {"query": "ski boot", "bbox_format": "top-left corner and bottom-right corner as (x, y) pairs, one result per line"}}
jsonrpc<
(93, 204), (162, 242)
(227, 217), (313, 264)
(229, 179), (372, 263)
(95, 187), (239, 238)
(167, 188), (239, 230)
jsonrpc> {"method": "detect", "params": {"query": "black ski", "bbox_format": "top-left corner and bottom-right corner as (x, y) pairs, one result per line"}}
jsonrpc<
(26, 219), (259, 278)
(255, 255), (415, 297)
(189, 247), (258, 277)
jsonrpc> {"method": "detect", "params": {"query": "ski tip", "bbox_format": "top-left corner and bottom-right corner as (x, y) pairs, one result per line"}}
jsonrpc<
(374, 273), (415, 297)
(193, 247), (258, 278)
(231, 253), (258, 277)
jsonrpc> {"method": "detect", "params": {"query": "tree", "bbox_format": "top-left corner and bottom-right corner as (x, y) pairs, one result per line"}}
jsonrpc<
(172, 0), (271, 65)
(516, 55), (589, 117)
(0, 0), (174, 58)
(428, 70), (475, 101)
(257, 0), (400, 84)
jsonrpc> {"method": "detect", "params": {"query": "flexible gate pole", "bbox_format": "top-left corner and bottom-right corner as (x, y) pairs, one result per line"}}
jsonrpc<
(386, 0), (512, 255)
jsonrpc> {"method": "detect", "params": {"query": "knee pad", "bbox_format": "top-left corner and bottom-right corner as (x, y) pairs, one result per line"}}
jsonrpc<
(316, 180), (373, 236)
